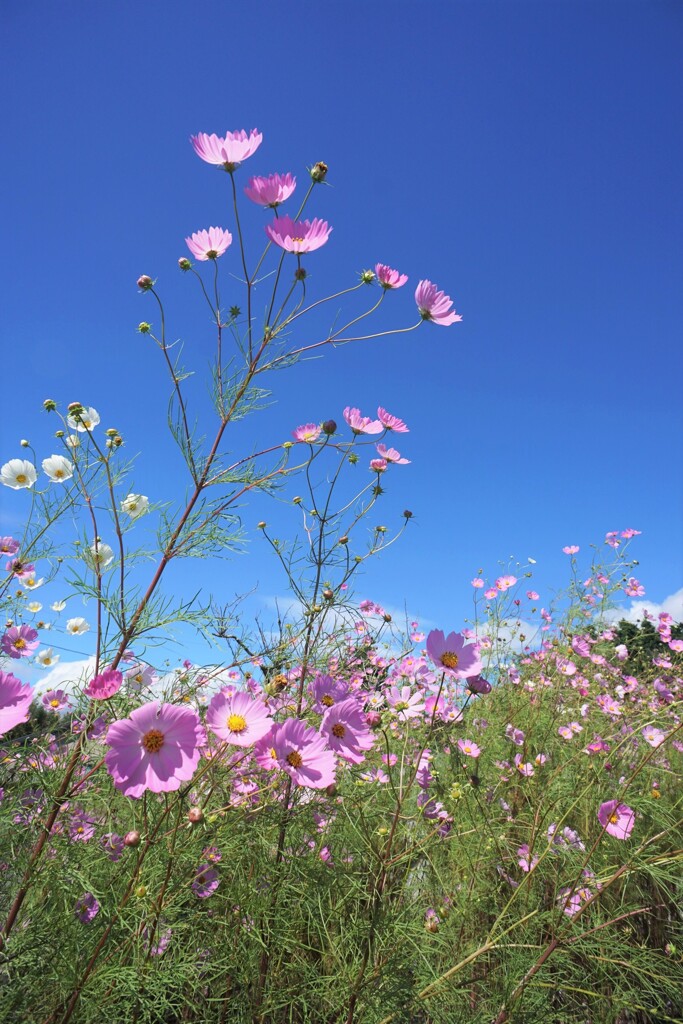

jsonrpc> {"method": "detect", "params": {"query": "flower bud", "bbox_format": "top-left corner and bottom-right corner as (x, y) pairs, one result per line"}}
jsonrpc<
(54, 430), (64, 438)
(383, 613), (392, 623)
(187, 806), (204, 824)
(365, 710), (381, 728)
(348, 452), (359, 465)
(137, 321), (151, 334)
(178, 257), (192, 271)
(325, 783), (337, 797)
(283, 441), (294, 449)
(354, 555), (363, 563)
(123, 830), (141, 847)
(309, 161), (328, 183)
(403, 510), (413, 519)
(105, 428), (118, 437)
(376, 526), (387, 534)
(293, 496), (302, 504)
(113, 435), (123, 447)
(137, 275), (153, 290)
(322, 419), (337, 435)
(338, 536), (349, 545)
(68, 402), (84, 415)
(294, 267), (307, 281)
(20, 439), (29, 448)
(360, 269), (375, 284)
(322, 588), (334, 601)
(135, 885), (147, 898)
(43, 399), (57, 412)
(257, 521), (267, 530)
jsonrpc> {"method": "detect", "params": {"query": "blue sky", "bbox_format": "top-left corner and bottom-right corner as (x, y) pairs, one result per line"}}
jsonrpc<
(1, 1), (682, 676)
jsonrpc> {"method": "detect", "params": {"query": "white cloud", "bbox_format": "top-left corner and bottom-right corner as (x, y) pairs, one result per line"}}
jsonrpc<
(603, 586), (683, 625)
(33, 657), (96, 696)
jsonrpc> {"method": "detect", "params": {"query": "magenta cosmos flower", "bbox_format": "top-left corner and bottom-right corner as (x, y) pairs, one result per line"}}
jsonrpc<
(426, 629), (482, 679)
(84, 668), (123, 700)
(343, 406), (383, 435)
(190, 129), (262, 170)
(185, 226), (233, 262)
(42, 689), (70, 711)
(0, 670), (33, 736)
(598, 799), (635, 840)
(265, 215), (332, 254)
(292, 423), (322, 443)
(245, 172), (296, 208)
(254, 718), (335, 789)
(320, 698), (375, 764)
(415, 280), (462, 326)
(1, 625), (39, 659)
(192, 863), (220, 898)
(375, 263), (408, 289)
(206, 690), (272, 747)
(105, 701), (204, 798)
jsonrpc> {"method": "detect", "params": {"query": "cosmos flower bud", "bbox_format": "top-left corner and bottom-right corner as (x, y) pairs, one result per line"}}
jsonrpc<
(339, 535), (349, 545)
(138, 321), (151, 334)
(54, 430), (64, 438)
(403, 510), (413, 519)
(20, 439), (29, 448)
(178, 257), (192, 271)
(309, 161), (328, 182)
(365, 711), (381, 728)
(123, 830), (141, 847)
(257, 521), (267, 530)
(43, 399), (57, 412)
(360, 269), (375, 284)
(322, 419), (337, 435)
(105, 428), (118, 437)
(383, 613), (392, 623)
(68, 402), (84, 415)
(293, 496), (302, 504)
(137, 275), (153, 290)
(294, 267), (307, 281)
(187, 806), (204, 824)
(323, 588), (334, 601)
(135, 885), (147, 898)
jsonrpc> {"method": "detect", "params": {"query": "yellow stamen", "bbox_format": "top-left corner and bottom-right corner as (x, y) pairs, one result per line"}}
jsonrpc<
(142, 728), (165, 753)
(227, 713), (247, 733)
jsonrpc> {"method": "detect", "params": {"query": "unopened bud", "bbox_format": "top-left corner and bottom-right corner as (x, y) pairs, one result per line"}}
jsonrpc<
(257, 521), (267, 530)
(124, 830), (141, 847)
(105, 428), (117, 437)
(376, 526), (387, 534)
(54, 430), (64, 438)
(309, 161), (328, 183)
(135, 885), (147, 898)
(187, 806), (204, 824)
(293, 496), (302, 504)
(360, 269), (375, 284)
(348, 452), (359, 465)
(283, 441), (294, 449)
(365, 710), (381, 728)
(383, 613), (392, 623)
(323, 588), (334, 601)
(339, 535), (349, 545)
(322, 419), (337, 435)
(43, 399), (57, 412)
(137, 275), (153, 290)
(178, 257), (192, 271)
(138, 321), (151, 334)
(20, 439), (29, 448)
(294, 267), (307, 281)
(68, 402), (84, 415)
(113, 435), (123, 447)
(403, 510), (413, 519)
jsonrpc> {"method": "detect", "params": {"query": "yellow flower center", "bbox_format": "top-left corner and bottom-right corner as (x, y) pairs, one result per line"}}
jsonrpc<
(291, 236), (305, 244)
(50, 699), (60, 708)
(227, 713), (247, 733)
(441, 652), (459, 669)
(55, 470), (64, 479)
(142, 728), (165, 753)
(609, 812), (619, 825)
(206, 249), (218, 259)
(395, 701), (409, 712)
(332, 723), (346, 738)
(286, 750), (303, 768)
(321, 694), (334, 707)
(14, 638), (26, 650)
(16, 474), (27, 484)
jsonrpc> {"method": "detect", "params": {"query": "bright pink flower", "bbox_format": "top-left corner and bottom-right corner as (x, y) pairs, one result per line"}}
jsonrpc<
(320, 698), (375, 764)
(621, 528), (641, 538)
(457, 738), (481, 758)
(563, 545), (580, 554)
(206, 690), (272, 747)
(311, 673), (350, 713)
(415, 280), (461, 326)
(526, 590), (539, 600)
(624, 577), (645, 597)
(85, 669), (123, 700)
(105, 701), (204, 798)
(375, 443), (410, 465)
(190, 129), (263, 170)
(185, 226), (233, 261)
(426, 630), (482, 679)
(0, 671), (33, 736)
(377, 407), (409, 432)
(1, 625), (39, 659)
(343, 407), (383, 435)
(254, 718), (336, 789)
(292, 423), (321, 443)
(370, 458), (387, 473)
(265, 215), (331, 254)
(375, 263), (408, 289)
(244, 172), (296, 208)
(605, 531), (621, 548)
(598, 799), (635, 840)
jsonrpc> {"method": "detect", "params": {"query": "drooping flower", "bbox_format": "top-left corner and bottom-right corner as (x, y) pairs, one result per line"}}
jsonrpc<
(265, 215), (332, 254)
(467, 675), (492, 694)
(254, 718), (335, 789)
(1, 459), (37, 490)
(85, 669), (123, 701)
(375, 263), (408, 289)
(121, 494), (149, 519)
(192, 863), (220, 898)
(320, 698), (375, 764)
(42, 455), (74, 483)
(0, 671), (33, 736)
(597, 800), (635, 840)
(292, 423), (321, 443)
(105, 701), (204, 798)
(206, 690), (272, 747)
(185, 226), (233, 261)
(415, 280), (461, 326)
(244, 172), (296, 207)
(377, 407), (409, 432)
(66, 406), (100, 432)
(426, 629), (482, 679)
(74, 892), (100, 923)
(1, 625), (39, 659)
(190, 129), (263, 170)
(375, 443), (410, 465)
(343, 407), (383, 435)
(42, 689), (69, 711)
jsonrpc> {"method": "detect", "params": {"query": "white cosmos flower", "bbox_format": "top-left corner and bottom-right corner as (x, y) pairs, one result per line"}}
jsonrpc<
(23, 576), (45, 590)
(51, 600), (67, 612)
(64, 434), (81, 449)
(121, 493), (150, 519)
(1, 459), (37, 489)
(36, 648), (60, 667)
(66, 617), (90, 635)
(87, 541), (114, 569)
(42, 454), (74, 483)
(26, 601), (43, 613)
(66, 406), (100, 432)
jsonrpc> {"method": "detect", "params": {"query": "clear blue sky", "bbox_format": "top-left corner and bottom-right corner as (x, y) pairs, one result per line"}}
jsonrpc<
(2, 1), (681, 671)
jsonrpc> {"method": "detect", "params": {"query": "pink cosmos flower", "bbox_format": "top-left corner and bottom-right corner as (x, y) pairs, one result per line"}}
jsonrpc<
(415, 280), (462, 326)
(85, 668), (123, 700)
(457, 738), (481, 758)
(206, 690), (272, 747)
(292, 423), (321, 443)
(0, 671), (33, 736)
(426, 629), (482, 679)
(244, 172), (296, 207)
(265, 215), (332, 254)
(641, 725), (666, 748)
(386, 684), (425, 721)
(0, 537), (20, 556)
(495, 575), (517, 592)
(42, 689), (69, 711)
(484, 588), (498, 600)
(1, 625), (39, 659)
(192, 863), (220, 898)
(370, 458), (387, 473)
(621, 528), (641, 538)
(598, 799), (635, 840)
(624, 577), (645, 598)
(190, 129), (263, 170)
(377, 407), (409, 432)
(105, 701), (204, 799)
(375, 263), (408, 289)
(320, 698), (375, 764)
(343, 407), (383, 435)
(101, 833), (125, 861)
(517, 844), (539, 872)
(311, 673), (350, 713)
(563, 545), (580, 555)
(526, 590), (539, 600)
(254, 718), (336, 789)
(471, 577), (485, 588)
(74, 892), (100, 924)
(375, 443), (410, 465)
(185, 226), (233, 261)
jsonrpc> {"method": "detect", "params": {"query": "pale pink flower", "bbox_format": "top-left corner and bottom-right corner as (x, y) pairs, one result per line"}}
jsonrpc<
(370, 458), (387, 473)
(526, 590), (539, 600)
(265, 215), (331, 254)
(343, 407), (383, 435)
(484, 588), (497, 600)
(185, 226), (233, 261)
(598, 799), (635, 840)
(562, 545), (580, 554)
(376, 407), (409, 432)
(495, 575), (517, 592)
(375, 263), (408, 289)
(292, 423), (321, 443)
(457, 738), (480, 758)
(426, 630), (482, 679)
(190, 129), (263, 170)
(624, 577), (645, 598)
(375, 443), (410, 465)
(471, 577), (485, 588)
(415, 280), (461, 326)
(641, 725), (666, 748)
(386, 684), (425, 721)
(244, 172), (296, 207)
(0, 671), (33, 736)
(621, 528), (641, 538)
